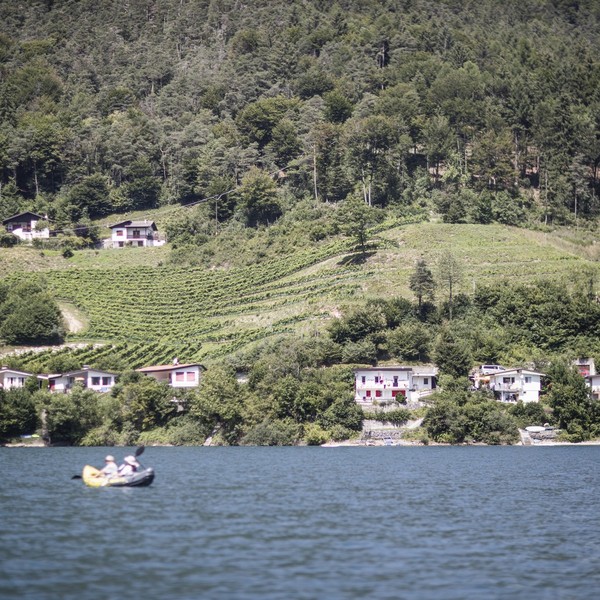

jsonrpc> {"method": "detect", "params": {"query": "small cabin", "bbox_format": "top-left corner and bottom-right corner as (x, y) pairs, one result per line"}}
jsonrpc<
(354, 366), (437, 406)
(107, 220), (163, 248)
(136, 362), (204, 388)
(0, 366), (33, 390)
(39, 367), (117, 393)
(487, 368), (545, 403)
(2, 212), (50, 241)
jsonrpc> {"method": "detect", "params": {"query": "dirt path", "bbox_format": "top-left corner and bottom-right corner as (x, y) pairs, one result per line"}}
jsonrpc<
(59, 303), (88, 334)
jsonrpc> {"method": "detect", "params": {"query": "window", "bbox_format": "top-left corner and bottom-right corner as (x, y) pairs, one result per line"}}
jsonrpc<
(186, 371), (195, 382)
(392, 390), (398, 398)
(118, 241), (124, 247)
(137, 241), (143, 247)
(361, 376), (366, 384)
(366, 390), (371, 397)
(375, 390), (382, 398)
(133, 229), (140, 238)
(424, 377), (429, 385)
(374, 376), (379, 383)
(393, 376), (398, 387)
(116, 229), (124, 236)
(91, 377), (101, 386)
(102, 376), (111, 386)
(175, 371), (185, 382)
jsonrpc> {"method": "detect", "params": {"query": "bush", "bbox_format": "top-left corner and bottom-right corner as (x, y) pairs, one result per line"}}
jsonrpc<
(423, 395), (519, 444)
(303, 423), (329, 445)
(0, 231), (19, 247)
(240, 419), (301, 446)
(0, 389), (38, 440)
(33, 236), (89, 251)
(363, 408), (411, 425)
(327, 424), (356, 442)
(0, 293), (65, 345)
(137, 418), (208, 446)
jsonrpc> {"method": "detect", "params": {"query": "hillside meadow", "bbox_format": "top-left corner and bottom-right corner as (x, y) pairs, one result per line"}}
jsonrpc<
(2, 221), (597, 371)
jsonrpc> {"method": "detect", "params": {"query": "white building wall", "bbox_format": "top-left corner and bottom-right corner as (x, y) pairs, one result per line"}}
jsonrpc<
(0, 370), (31, 389)
(83, 370), (116, 392)
(7, 223), (50, 241)
(354, 368), (412, 402)
(489, 371), (543, 403)
(408, 374), (436, 401)
(110, 226), (155, 247)
(169, 365), (202, 388)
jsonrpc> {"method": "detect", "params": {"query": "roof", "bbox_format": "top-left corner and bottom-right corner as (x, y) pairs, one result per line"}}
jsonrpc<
(354, 366), (437, 374)
(354, 366), (413, 372)
(109, 220), (158, 231)
(2, 211), (45, 225)
(137, 363), (204, 373)
(39, 369), (117, 379)
(411, 368), (438, 377)
(0, 367), (33, 377)
(490, 369), (546, 377)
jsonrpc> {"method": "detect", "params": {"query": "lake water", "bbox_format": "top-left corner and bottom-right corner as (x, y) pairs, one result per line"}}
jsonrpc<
(0, 446), (599, 600)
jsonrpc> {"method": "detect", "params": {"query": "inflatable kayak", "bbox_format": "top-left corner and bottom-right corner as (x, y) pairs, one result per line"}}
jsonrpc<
(82, 465), (155, 487)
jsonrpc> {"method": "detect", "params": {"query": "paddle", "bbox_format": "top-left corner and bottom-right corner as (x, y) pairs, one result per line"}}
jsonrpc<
(71, 446), (145, 479)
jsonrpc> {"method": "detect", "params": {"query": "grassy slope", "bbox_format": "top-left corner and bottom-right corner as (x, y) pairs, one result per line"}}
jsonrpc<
(1, 222), (596, 369)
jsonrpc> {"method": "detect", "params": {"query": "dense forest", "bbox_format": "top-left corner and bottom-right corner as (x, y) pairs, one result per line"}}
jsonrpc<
(1, 0), (599, 233)
(2, 0), (600, 447)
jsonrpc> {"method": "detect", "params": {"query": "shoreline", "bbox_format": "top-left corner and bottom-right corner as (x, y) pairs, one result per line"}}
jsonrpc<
(4, 438), (600, 448)
(321, 439), (600, 447)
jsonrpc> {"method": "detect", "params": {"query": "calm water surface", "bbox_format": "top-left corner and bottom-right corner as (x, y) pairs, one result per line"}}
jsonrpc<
(0, 446), (599, 600)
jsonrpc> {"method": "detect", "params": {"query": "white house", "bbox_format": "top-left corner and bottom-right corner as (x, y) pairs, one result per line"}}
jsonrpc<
(585, 374), (600, 400)
(39, 367), (117, 393)
(137, 362), (204, 388)
(2, 211), (50, 241)
(107, 219), (163, 248)
(574, 358), (595, 377)
(354, 366), (437, 406)
(488, 368), (545, 403)
(0, 366), (33, 390)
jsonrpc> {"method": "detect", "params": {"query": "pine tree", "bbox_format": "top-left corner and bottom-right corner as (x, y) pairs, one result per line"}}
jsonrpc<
(409, 258), (435, 314)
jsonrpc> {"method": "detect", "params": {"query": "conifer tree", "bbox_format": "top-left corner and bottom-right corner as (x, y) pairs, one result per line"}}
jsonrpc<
(409, 258), (435, 314)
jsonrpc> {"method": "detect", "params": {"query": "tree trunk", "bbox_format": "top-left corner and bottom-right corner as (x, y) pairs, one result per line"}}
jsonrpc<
(513, 130), (519, 187)
(312, 144), (318, 203)
(544, 166), (549, 226)
(33, 160), (39, 196)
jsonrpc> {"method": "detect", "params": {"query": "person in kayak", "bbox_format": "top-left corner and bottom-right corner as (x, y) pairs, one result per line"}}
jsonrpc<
(118, 455), (140, 476)
(92, 455), (118, 479)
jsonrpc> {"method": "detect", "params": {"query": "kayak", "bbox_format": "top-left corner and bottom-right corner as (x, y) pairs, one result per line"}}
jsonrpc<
(82, 465), (155, 488)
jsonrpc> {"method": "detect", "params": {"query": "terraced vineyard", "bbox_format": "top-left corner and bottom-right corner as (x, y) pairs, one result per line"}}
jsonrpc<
(13, 238), (357, 368)
(4, 222), (597, 371)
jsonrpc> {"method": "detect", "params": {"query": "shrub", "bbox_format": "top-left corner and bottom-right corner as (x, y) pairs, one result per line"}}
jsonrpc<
(0, 389), (38, 440)
(363, 408), (411, 425)
(240, 419), (301, 446)
(0, 231), (19, 247)
(303, 423), (329, 445)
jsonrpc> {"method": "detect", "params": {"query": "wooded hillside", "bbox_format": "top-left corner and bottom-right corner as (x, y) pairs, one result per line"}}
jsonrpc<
(1, 0), (599, 230)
